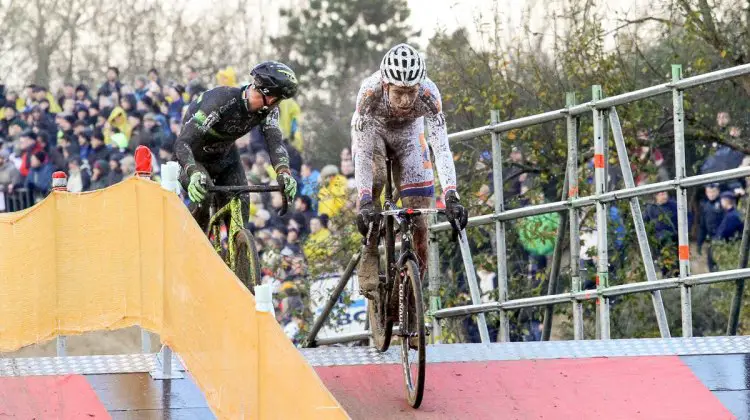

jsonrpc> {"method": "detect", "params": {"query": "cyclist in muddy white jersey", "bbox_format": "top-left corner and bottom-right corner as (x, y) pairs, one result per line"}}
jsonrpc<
(352, 43), (468, 299)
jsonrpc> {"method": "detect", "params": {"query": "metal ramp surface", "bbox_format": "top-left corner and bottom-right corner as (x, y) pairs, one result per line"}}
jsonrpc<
(1, 336), (749, 419)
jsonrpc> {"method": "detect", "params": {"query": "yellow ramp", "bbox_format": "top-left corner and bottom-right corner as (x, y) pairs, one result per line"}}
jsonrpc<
(0, 177), (349, 420)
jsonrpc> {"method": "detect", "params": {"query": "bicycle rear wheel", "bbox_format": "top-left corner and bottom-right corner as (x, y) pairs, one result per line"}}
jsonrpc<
(367, 280), (393, 352)
(233, 229), (262, 292)
(400, 259), (425, 408)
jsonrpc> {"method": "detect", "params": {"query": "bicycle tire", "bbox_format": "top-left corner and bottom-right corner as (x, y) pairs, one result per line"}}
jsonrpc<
(367, 285), (393, 352)
(233, 229), (262, 292)
(400, 259), (425, 408)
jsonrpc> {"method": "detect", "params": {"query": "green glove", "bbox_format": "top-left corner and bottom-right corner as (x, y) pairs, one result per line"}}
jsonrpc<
(277, 171), (297, 202)
(188, 172), (208, 203)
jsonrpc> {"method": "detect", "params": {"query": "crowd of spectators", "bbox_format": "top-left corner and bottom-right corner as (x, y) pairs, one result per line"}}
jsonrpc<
(0, 66), (360, 341)
(2, 65), (749, 343)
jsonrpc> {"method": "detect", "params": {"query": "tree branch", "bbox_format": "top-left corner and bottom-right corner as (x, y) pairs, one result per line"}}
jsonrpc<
(608, 17), (677, 37)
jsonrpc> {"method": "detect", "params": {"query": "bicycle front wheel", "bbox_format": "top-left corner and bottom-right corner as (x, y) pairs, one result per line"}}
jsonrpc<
(400, 259), (425, 408)
(233, 229), (262, 292)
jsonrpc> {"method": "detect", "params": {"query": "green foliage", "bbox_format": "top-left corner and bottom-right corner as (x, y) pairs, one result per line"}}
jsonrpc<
(273, 0), (418, 167)
(423, 0), (750, 341)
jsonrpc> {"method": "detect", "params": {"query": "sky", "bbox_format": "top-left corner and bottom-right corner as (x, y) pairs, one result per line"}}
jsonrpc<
(405, 0), (659, 49)
(3, 0), (662, 88)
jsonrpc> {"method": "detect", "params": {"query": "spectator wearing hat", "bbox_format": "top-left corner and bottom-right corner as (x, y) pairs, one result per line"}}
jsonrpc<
(139, 112), (166, 153)
(96, 106), (112, 129)
(698, 183), (724, 271)
(72, 119), (88, 136)
(0, 105), (22, 139)
(108, 153), (125, 186)
(75, 84), (92, 103)
(0, 148), (21, 193)
(715, 191), (744, 242)
(37, 131), (66, 172)
(55, 112), (76, 144)
(166, 83), (185, 122)
(24, 151), (54, 196)
(127, 111), (144, 151)
(644, 190), (681, 276)
(85, 103), (99, 125)
(18, 130), (43, 178)
(5, 119), (27, 143)
(90, 159), (110, 190)
(74, 103), (90, 125)
(88, 128), (110, 167)
(77, 131), (93, 163)
(29, 104), (56, 134)
(119, 94), (137, 114)
(159, 139), (175, 164)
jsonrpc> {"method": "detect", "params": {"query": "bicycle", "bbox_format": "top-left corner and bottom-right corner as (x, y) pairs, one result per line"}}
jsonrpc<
(204, 183), (287, 292)
(362, 158), (458, 408)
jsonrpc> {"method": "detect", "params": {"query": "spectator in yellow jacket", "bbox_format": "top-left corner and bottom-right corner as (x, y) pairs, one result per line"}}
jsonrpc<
(303, 215), (335, 262)
(317, 164), (348, 218)
(278, 99), (303, 153)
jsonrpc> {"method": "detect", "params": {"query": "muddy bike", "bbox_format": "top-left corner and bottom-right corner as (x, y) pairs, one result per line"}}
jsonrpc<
(205, 184), (287, 291)
(363, 158), (458, 408)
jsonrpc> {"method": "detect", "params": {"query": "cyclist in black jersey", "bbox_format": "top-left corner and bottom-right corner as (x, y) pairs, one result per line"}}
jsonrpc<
(175, 61), (299, 231)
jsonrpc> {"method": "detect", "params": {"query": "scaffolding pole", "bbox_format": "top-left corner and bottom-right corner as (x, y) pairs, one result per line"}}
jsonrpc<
(672, 64), (693, 337)
(542, 165), (569, 341)
(592, 85), (611, 339)
(609, 107), (671, 338)
(491, 109), (510, 342)
(427, 206), (443, 343)
(727, 194), (750, 335)
(565, 93), (584, 340)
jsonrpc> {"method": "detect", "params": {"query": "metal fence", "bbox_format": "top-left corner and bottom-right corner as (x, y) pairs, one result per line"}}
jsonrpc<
(303, 62), (750, 348)
(1, 188), (41, 212)
(428, 63), (750, 342)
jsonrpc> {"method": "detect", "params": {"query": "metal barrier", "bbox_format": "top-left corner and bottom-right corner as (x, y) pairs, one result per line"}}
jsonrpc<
(429, 63), (750, 341)
(1, 188), (40, 212)
(304, 62), (750, 347)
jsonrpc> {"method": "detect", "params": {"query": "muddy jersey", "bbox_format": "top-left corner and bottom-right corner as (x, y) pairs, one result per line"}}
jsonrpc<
(175, 86), (290, 178)
(351, 71), (456, 202)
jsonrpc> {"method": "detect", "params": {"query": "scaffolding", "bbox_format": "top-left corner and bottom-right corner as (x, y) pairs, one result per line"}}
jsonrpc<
(430, 63), (750, 341)
(306, 62), (750, 347)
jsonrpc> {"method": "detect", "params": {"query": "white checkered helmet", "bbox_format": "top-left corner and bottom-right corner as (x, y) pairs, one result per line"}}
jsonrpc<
(380, 43), (426, 87)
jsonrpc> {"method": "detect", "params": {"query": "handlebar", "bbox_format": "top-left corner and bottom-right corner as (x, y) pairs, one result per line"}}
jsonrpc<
(379, 208), (445, 217)
(207, 184), (288, 216)
(363, 207), (459, 246)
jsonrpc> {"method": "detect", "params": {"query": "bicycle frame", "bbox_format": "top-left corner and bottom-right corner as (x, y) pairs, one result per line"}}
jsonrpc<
(378, 159), (445, 313)
(206, 195), (245, 271)
(204, 184), (287, 271)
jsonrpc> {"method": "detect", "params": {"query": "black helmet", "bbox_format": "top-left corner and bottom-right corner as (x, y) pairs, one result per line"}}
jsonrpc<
(250, 61), (298, 100)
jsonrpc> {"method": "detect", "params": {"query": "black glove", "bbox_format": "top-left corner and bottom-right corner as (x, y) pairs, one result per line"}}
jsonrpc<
(445, 190), (468, 231)
(356, 200), (380, 239)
